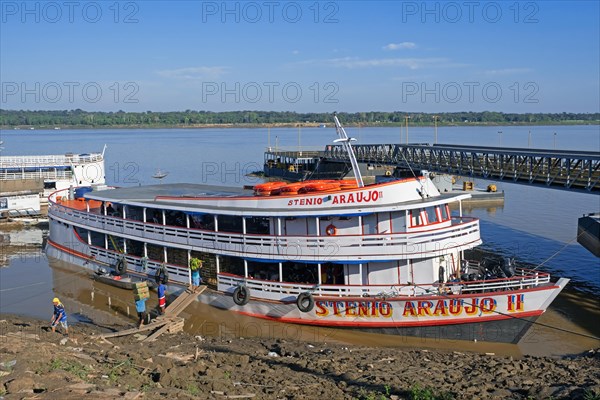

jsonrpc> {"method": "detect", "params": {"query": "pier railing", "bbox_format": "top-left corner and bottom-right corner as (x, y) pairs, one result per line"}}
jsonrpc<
(323, 144), (600, 192)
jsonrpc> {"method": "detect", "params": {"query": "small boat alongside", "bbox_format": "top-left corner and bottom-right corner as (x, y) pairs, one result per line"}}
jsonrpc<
(45, 117), (568, 343)
(92, 269), (157, 290)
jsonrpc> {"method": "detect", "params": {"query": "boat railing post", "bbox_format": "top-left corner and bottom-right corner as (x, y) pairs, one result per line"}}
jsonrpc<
(187, 250), (192, 287)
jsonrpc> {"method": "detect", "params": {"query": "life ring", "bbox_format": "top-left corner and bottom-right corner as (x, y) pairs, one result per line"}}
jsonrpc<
(288, 165), (296, 172)
(296, 292), (314, 313)
(154, 264), (169, 284)
(114, 257), (127, 276)
(385, 170), (392, 176)
(325, 224), (337, 236)
(232, 286), (250, 306)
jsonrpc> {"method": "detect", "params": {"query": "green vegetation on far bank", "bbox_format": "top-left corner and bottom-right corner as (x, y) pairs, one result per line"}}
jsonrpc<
(1, 109), (598, 130)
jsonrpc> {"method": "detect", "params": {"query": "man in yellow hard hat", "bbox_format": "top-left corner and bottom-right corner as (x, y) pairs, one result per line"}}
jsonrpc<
(50, 298), (68, 336)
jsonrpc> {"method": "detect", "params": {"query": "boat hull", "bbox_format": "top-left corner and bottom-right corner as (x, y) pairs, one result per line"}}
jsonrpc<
(45, 240), (563, 344)
(198, 284), (563, 344)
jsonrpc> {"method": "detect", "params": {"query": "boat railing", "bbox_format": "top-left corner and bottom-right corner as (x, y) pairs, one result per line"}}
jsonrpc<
(88, 246), (190, 284)
(0, 153), (103, 167)
(217, 268), (550, 301)
(455, 268), (549, 293)
(0, 170), (73, 181)
(49, 199), (481, 260)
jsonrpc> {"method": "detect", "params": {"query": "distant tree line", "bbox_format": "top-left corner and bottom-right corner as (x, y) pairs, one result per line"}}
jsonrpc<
(0, 109), (598, 128)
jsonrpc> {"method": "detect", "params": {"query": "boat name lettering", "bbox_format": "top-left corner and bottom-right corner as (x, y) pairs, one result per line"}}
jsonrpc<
(332, 190), (381, 205)
(402, 298), (498, 317)
(315, 300), (393, 318)
(507, 294), (524, 312)
(286, 190), (382, 207)
(287, 197), (324, 206)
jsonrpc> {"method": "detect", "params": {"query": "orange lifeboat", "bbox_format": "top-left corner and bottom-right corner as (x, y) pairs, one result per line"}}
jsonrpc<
(300, 181), (341, 193)
(279, 182), (307, 195)
(339, 180), (359, 190)
(253, 181), (287, 196)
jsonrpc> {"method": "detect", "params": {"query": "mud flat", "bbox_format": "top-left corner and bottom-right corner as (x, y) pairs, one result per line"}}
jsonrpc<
(0, 315), (598, 399)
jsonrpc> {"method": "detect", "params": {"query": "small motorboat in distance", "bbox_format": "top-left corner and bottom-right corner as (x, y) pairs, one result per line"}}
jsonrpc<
(152, 169), (169, 180)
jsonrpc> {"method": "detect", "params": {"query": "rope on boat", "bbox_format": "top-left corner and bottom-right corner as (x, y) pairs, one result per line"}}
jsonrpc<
(532, 230), (586, 271)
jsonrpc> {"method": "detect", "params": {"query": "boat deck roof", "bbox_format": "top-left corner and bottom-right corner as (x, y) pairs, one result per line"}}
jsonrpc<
(86, 183), (254, 202)
(81, 183), (471, 216)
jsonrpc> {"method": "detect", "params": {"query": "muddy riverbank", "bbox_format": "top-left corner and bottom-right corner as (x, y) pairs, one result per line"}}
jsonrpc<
(0, 314), (598, 399)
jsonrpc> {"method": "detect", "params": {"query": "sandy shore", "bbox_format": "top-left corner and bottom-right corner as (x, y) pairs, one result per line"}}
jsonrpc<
(0, 314), (598, 399)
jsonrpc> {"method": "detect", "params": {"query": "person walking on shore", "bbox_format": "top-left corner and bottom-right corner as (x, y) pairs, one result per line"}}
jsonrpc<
(136, 297), (148, 329)
(157, 281), (166, 315)
(50, 297), (68, 336)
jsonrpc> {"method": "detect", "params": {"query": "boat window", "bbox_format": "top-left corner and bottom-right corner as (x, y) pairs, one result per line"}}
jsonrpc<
(165, 210), (187, 227)
(147, 208), (162, 224)
(125, 239), (145, 258)
(217, 215), (243, 233)
(125, 205), (144, 222)
(146, 243), (164, 262)
(320, 263), (343, 284)
(282, 262), (318, 284)
(44, 181), (56, 189)
(440, 204), (450, 221)
(190, 214), (214, 230)
(166, 247), (188, 267)
(248, 261), (281, 281)
(245, 216), (270, 234)
(410, 209), (424, 226)
(391, 211), (406, 232)
(424, 206), (438, 224)
(107, 235), (125, 252)
(219, 255), (245, 276)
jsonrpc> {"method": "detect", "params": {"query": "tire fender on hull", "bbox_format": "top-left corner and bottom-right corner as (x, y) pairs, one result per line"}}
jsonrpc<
(114, 257), (127, 276)
(233, 286), (250, 306)
(297, 292), (314, 313)
(155, 264), (169, 284)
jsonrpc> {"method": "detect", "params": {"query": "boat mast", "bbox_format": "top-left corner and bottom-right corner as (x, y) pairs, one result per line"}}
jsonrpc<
(333, 115), (364, 188)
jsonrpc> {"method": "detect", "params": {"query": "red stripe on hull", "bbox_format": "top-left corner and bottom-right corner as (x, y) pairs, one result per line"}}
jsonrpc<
(227, 308), (544, 328)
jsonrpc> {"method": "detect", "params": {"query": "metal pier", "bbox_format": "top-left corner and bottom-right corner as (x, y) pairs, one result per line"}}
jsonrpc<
(324, 144), (600, 193)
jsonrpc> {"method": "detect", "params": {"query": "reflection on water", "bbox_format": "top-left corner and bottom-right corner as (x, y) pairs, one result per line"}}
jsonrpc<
(0, 227), (47, 268)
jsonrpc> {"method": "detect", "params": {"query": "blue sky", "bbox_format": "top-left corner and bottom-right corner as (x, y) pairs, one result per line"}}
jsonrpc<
(1, 1), (599, 113)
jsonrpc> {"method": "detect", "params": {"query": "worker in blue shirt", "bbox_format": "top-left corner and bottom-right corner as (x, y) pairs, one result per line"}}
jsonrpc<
(51, 297), (68, 336)
(136, 297), (148, 329)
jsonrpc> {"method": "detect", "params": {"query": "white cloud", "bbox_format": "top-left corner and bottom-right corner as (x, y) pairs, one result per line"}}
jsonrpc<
(317, 57), (453, 70)
(383, 42), (417, 51)
(156, 66), (229, 80)
(484, 68), (533, 76)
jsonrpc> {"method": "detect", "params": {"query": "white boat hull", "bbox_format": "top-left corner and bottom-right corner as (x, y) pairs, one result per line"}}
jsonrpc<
(45, 224), (567, 344)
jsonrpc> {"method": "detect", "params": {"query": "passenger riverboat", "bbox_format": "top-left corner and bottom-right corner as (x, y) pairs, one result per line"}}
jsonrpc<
(45, 118), (568, 343)
(0, 148), (106, 201)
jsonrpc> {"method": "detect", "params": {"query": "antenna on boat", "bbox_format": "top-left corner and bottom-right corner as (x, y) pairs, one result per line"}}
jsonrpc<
(333, 114), (364, 188)
(101, 144), (107, 158)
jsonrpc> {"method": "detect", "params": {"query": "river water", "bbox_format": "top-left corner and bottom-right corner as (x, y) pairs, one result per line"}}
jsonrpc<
(1, 125), (599, 356)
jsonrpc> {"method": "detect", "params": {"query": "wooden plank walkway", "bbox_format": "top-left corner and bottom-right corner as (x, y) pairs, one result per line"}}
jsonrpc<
(98, 286), (206, 340)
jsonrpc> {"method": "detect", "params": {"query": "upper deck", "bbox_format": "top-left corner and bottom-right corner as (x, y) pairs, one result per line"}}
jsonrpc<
(83, 178), (469, 217)
(0, 152), (104, 169)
